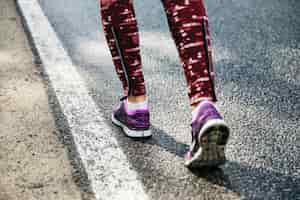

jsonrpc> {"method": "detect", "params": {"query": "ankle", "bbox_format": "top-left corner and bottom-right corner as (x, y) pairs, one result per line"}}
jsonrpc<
(125, 96), (148, 112)
(128, 95), (147, 103)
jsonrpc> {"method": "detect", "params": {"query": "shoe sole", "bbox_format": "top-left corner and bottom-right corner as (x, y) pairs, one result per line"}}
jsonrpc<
(111, 114), (152, 138)
(185, 119), (230, 168)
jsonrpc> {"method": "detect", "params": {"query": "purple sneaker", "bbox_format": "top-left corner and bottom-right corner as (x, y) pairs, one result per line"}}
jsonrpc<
(185, 100), (230, 168)
(111, 97), (152, 138)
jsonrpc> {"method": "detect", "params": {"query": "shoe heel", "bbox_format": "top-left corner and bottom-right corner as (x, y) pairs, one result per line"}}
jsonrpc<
(200, 127), (228, 166)
(200, 143), (226, 165)
(188, 123), (229, 168)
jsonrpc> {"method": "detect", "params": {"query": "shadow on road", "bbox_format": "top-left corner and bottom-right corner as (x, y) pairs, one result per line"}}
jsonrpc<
(141, 126), (189, 158)
(134, 125), (300, 200)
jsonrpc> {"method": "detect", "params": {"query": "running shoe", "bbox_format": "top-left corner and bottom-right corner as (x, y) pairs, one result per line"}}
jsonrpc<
(111, 97), (152, 138)
(185, 100), (230, 168)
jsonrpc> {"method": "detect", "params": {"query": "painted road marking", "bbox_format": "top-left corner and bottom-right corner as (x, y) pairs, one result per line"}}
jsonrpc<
(16, 0), (149, 199)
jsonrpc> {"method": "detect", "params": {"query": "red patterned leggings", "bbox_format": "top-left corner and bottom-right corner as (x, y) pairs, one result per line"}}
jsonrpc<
(100, 0), (216, 105)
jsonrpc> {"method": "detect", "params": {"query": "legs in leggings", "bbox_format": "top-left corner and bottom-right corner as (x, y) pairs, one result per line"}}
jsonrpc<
(100, 0), (145, 96)
(100, 0), (216, 106)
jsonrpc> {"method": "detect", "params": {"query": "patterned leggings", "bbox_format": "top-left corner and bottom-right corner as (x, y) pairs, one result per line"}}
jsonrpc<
(100, 0), (216, 105)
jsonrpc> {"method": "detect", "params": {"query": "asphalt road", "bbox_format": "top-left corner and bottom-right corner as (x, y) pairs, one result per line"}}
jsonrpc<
(37, 0), (300, 199)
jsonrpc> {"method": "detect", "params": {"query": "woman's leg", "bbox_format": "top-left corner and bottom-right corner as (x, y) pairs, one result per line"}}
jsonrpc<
(100, 0), (151, 138)
(161, 0), (229, 168)
(100, 0), (146, 102)
(161, 0), (217, 108)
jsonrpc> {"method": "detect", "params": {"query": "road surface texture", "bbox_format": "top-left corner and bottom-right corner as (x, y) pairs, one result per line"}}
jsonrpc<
(37, 0), (300, 199)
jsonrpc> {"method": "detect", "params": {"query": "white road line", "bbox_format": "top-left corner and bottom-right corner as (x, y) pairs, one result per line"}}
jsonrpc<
(16, 1), (149, 200)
